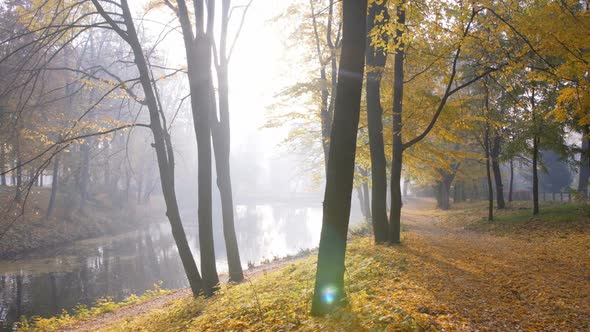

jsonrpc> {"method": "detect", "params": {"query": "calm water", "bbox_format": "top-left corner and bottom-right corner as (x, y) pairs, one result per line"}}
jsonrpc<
(0, 203), (334, 330)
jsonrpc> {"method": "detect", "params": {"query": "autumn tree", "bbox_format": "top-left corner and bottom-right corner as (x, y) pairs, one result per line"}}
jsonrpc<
(311, 0), (367, 316)
(365, 0), (390, 243)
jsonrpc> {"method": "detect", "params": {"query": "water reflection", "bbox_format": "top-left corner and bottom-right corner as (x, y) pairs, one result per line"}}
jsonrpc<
(0, 203), (325, 330)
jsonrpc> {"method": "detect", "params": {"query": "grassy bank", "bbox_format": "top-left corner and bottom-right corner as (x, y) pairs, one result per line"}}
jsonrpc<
(18, 284), (171, 332)
(21, 200), (590, 331)
(439, 200), (590, 235)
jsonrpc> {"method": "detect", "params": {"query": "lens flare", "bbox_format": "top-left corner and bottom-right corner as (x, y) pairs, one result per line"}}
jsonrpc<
(322, 286), (337, 304)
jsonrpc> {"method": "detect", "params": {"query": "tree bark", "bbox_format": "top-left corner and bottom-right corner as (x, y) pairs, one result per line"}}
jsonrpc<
(578, 125), (590, 197)
(91, 0), (204, 296)
(531, 87), (539, 215)
(0, 143), (6, 186)
(485, 127), (494, 222)
(174, 0), (219, 294)
(490, 132), (505, 208)
(78, 141), (90, 208)
(362, 180), (370, 220)
(365, 0), (389, 243)
(210, 0), (244, 283)
(356, 186), (367, 218)
(484, 84), (494, 222)
(311, 0), (367, 316)
(46, 154), (59, 220)
(15, 133), (22, 202)
(388, 2), (406, 245)
(436, 179), (452, 210)
(508, 158), (514, 202)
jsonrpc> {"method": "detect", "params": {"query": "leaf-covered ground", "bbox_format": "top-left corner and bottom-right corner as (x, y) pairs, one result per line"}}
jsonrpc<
(27, 199), (590, 331)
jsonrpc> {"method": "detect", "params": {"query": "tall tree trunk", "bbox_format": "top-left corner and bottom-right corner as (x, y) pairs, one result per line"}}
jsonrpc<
(193, 45), (218, 295)
(174, 0), (219, 294)
(365, 0), (389, 243)
(532, 135), (539, 214)
(508, 158), (514, 202)
(15, 133), (22, 202)
(388, 2), (406, 245)
(490, 133), (505, 208)
(0, 143), (6, 186)
(212, 77), (243, 283)
(104, 140), (111, 187)
(531, 87), (539, 215)
(209, 0), (244, 283)
(436, 169), (456, 210)
(137, 165), (144, 205)
(311, 0), (367, 316)
(92, 0), (204, 296)
(484, 84), (494, 222)
(403, 178), (409, 198)
(485, 128), (494, 222)
(46, 155), (59, 220)
(362, 180), (370, 220)
(436, 179), (452, 210)
(578, 125), (590, 197)
(79, 142), (90, 208)
(356, 186), (367, 218)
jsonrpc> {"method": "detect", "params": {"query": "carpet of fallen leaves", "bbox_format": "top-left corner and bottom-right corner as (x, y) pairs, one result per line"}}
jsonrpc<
(36, 199), (590, 331)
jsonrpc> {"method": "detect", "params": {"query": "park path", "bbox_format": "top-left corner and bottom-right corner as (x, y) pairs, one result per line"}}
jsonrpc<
(396, 198), (590, 330)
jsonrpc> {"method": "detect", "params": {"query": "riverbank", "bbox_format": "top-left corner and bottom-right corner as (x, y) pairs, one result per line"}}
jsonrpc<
(0, 187), (164, 258)
(22, 199), (590, 331)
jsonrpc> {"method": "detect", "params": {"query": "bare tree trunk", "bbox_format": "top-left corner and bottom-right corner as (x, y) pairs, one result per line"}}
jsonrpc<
(365, 0), (389, 243)
(533, 135), (539, 214)
(136, 165), (143, 205)
(389, 2), (406, 245)
(508, 158), (514, 202)
(46, 155), (59, 220)
(485, 126), (494, 222)
(484, 84), (494, 222)
(491, 133), (505, 208)
(356, 186), (367, 218)
(78, 141), (90, 208)
(436, 179), (452, 210)
(174, 0), (219, 294)
(1, 143), (6, 186)
(362, 180), (370, 220)
(578, 125), (590, 197)
(15, 133), (22, 202)
(210, 0), (244, 283)
(104, 140), (111, 187)
(311, 0), (367, 316)
(531, 87), (539, 215)
(403, 178), (410, 198)
(91, 0), (204, 296)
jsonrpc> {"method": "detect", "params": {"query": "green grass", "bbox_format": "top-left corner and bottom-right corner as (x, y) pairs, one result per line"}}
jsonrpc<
(460, 202), (590, 234)
(495, 203), (590, 223)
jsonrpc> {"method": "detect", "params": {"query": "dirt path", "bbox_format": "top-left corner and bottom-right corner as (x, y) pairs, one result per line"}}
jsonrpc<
(399, 198), (590, 330)
(64, 256), (308, 332)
